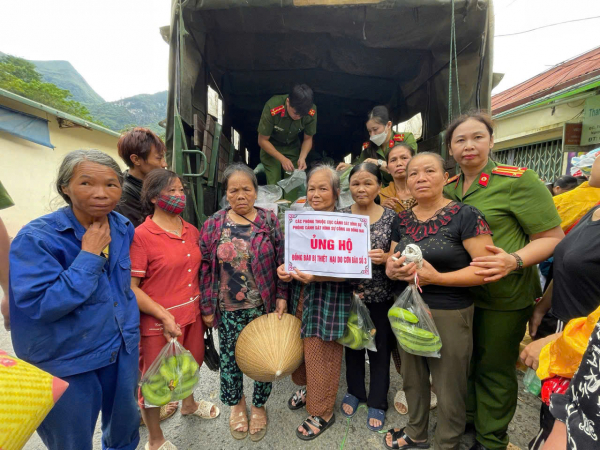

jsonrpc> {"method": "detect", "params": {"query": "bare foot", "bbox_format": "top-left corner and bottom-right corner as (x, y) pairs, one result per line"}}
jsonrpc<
(249, 405), (267, 435)
(394, 400), (408, 414)
(298, 412), (333, 436)
(342, 402), (355, 416)
(385, 429), (426, 448)
(369, 417), (382, 428)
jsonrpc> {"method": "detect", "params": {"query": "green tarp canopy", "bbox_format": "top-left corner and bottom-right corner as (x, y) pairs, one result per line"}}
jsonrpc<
(166, 0), (494, 165)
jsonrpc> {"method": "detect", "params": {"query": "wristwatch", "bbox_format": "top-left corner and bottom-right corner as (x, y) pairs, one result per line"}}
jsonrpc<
(377, 159), (384, 167)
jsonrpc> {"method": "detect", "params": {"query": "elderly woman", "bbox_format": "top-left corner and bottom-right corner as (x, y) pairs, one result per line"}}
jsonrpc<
(8, 150), (140, 450)
(379, 142), (417, 213)
(384, 152), (495, 450)
(339, 162), (396, 431)
(278, 164), (353, 441)
(443, 112), (564, 450)
(130, 169), (219, 450)
(199, 163), (287, 442)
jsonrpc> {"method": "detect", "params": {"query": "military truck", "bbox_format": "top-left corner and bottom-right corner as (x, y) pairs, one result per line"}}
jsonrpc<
(164, 0), (496, 226)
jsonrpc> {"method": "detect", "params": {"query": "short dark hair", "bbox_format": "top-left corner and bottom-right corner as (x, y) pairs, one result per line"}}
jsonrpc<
(288, 84), (314, 117)
(349, 162), (382, 185)
(553, 175), (578, 191)
(445, 111), (494, 151)
(140, 169), (184, 217)
(118, 127), (166, 168)
(386, 142), (416, 163)
(367, 105), (391, 127)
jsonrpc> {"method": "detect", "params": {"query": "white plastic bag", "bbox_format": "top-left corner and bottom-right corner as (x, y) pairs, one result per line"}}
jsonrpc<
(277, 170), (306, 193)
(337, 294), (377, 352)
(570, 149), (600, 176)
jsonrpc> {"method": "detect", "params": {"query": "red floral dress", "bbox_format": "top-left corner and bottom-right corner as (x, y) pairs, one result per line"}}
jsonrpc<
(217, 219), (263, 311)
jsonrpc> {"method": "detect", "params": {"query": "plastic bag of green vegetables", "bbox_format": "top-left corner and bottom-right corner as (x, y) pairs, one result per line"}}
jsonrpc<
(139, 339), (200, 407)
(337, 294), (377, 352)
(388, 285), (442, 358)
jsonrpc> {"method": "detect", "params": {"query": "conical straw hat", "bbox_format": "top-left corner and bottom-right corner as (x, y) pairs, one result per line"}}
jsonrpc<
(235, 312), (304, 382)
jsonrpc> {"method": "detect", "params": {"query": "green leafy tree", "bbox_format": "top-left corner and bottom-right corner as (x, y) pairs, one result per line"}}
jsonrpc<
(0, 55), (104, 125)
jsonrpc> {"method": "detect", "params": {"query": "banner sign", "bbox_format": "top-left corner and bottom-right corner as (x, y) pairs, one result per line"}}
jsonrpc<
(284, 210), (371, 279)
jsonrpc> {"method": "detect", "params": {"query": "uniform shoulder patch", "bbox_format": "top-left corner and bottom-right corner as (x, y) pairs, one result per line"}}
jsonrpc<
(362, 141), (370, 151)
(270, 105), (285, 116)
(446, 174), (460, 186)
(492, 165), (527, 178)
(308, 109), (316, 117)
(393, 134), (405, 142)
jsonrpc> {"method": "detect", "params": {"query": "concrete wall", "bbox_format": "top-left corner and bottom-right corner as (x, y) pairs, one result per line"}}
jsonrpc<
(0, 97), (123, 238)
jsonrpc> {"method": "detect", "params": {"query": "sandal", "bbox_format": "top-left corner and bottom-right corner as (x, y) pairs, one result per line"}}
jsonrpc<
(288, 387), (307, 410)
(140, 402), (178, 426)
(384, 428), (429, 450)
(296, 414), (336, 441)
(367, 407), (385, 432)
(229, 407), (248, 440)
(249, 406), (268, 442)
(341, 393), (360, 418)
(430, 392), (438, 410)
(394, 390), (408, 415)
(188, 400), (220, 419)
(144, 441), (177, 450)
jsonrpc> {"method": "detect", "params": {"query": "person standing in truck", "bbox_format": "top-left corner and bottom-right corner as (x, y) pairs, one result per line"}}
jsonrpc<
(257, 84), (317, 200)
(336, 105), (417, 186)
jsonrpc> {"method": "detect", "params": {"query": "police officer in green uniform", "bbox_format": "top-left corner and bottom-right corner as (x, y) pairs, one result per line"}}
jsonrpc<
(336, 105), (417, 186)
(257, 84), (317, 200)
(442, 113), (564, 450)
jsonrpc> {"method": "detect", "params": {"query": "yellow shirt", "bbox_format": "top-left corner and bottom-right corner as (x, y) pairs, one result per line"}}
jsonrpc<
(553, 182), (600, 232)
(378, 182), (417, 214)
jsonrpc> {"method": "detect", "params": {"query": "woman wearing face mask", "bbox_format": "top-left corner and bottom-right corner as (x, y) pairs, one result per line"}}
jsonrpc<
(338, 162), (396, 431)
(379, 142), (417, 213)
(199, 164), (287, 443)
(277, 164), (352, 441)
(336, 106), (417, 185)
(443, 112), (564, 450)
(384, 152), (495, 450)
(130, 169), (219, 450)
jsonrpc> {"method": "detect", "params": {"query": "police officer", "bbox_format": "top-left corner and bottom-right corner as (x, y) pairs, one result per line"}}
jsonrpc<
(336, 105), (417, 186)
(257, 84), (317, 199)
(443, 112), (564, 450)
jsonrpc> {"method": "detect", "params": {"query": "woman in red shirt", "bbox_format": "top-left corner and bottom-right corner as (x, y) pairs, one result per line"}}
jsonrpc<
(130, 169), (219, 450)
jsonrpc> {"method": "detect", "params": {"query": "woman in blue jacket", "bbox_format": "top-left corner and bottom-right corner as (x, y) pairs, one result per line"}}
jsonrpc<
(9, 149), (141, 450)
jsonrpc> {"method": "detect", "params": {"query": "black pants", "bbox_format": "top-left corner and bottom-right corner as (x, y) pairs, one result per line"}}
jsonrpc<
(345, 299), (395, 411)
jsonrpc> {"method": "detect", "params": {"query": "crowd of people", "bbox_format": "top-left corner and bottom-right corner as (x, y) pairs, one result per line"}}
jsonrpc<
(0, 106), (599, 450)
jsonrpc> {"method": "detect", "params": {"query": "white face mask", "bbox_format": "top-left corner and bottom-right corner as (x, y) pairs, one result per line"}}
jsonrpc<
(370, 125), (389, 147)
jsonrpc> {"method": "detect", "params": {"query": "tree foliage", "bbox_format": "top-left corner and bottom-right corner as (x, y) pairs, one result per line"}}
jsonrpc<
(0, 55), (104, 125)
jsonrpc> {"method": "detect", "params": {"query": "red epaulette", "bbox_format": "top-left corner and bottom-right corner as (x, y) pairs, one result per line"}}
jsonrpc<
(393, 134), (406, 142)
(446, 174), (460, 186)
(308, 109), (316, 117)
(362, 142), (370, 151)
(270, 105), (285, 117)
(492, 165), (527, 178)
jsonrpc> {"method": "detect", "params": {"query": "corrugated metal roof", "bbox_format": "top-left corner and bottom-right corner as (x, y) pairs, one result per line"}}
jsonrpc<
(492, 46), (600, 114)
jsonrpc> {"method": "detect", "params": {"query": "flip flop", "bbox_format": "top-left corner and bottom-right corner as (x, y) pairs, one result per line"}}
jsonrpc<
(367, 407), (385, 432)
(296, 414), (336, 441)
(288, 387), (307, 410)
(144, 441), (177, 450)
(383, 428), (429, 450)
(188, 400), (220, 419)
(340, 393), (360, 418)
(249, 407), (268, 442)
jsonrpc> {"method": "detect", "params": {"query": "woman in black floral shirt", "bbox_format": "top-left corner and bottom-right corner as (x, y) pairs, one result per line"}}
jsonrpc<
(339, 162), (396, 432)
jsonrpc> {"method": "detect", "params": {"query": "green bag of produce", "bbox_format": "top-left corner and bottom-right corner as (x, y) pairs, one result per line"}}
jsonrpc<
(388, 285), (442, 358)
(337, 294), (377, 352)
(139, 339), (200, 408)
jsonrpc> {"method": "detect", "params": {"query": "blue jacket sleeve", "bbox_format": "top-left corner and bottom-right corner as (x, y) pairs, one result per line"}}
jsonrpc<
(10, 232), (107, 323)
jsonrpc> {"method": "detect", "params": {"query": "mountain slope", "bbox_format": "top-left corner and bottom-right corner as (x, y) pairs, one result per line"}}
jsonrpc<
(31, 59), (105, 105)
(87, 91), (167, 135)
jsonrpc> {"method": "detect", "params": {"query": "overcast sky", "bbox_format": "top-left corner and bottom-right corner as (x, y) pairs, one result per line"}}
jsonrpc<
(0, 0), (599, 102)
